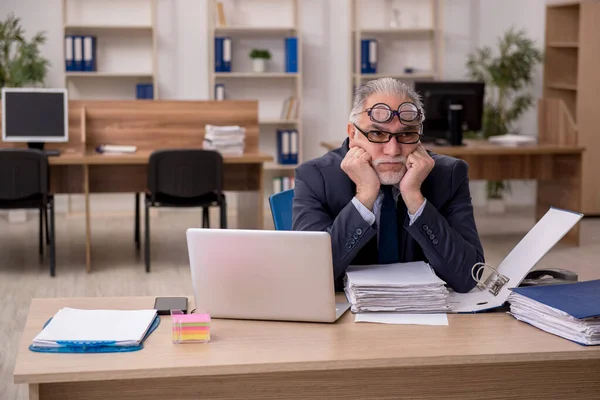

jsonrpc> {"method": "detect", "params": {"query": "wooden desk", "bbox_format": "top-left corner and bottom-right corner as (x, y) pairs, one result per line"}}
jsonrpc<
(14, 296), (600, 400)
(321, 140), (585, 245)
(0, 100), (274, 271)
(49, 150), (271, 272)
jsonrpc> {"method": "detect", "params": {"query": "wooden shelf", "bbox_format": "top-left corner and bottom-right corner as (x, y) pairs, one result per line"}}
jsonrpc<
(66, 72), (154, 78)
(355, 28), (434, 37)
(64, 25), (153, 32)
(214, 72), (299, 78)
(259, 119), (299, 125)
(264, 163), (298, 171)
(356, 72), (436, 80)
(214, 26), (296, 36)
(547, 41), (579, 48)
(547, 0), (580, 8)
(546, 82), (578, 91)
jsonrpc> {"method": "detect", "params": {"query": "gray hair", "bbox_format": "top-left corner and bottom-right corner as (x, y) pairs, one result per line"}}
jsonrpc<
(349, 77), (425, 124)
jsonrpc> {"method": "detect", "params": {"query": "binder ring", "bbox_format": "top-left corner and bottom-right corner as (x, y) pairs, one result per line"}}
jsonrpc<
(471, 262), (509, 296)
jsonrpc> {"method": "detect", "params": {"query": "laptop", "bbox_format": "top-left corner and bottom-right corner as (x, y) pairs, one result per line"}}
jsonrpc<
(186, 229), (350, 323)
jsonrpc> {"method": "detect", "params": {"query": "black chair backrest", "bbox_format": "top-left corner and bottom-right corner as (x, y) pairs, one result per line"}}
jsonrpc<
(148, 149), (224, 200)
(0, 149), (49, 201)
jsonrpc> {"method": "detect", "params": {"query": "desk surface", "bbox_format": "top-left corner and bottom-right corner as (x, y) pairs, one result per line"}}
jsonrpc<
(320, 140), (585, 156)
(14, 296), (600, 385)
(48, 150), (273, 165)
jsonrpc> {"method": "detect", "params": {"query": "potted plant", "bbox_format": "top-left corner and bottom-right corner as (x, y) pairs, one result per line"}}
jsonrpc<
(249, 49), (271, 73)
(0, 13), (50, 91)
(466, 27), (543, 213)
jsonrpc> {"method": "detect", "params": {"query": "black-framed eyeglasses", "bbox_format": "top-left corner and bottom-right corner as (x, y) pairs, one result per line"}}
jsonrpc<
(353, 123), (422, 144)
(358, 102), (423, 126)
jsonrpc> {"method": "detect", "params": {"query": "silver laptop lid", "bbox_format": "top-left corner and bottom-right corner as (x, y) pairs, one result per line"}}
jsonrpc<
(186, 229), (338, 323)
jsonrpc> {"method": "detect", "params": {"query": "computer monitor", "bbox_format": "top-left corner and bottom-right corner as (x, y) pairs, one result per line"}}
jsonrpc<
(414, 81), (485, 146)
(1, 87), (68, 151)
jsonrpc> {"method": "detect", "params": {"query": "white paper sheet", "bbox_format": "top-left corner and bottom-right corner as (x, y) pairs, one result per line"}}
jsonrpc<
(354, 313), (448, 326)
(33, 308), (157, 346)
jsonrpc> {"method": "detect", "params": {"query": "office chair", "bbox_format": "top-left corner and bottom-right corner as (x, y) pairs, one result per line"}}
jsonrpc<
(0, 149), (56, 276)
(144, 149), (227, 272)
(269, 189), (294, 231)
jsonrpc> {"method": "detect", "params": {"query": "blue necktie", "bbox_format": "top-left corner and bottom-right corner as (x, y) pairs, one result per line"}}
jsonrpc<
(378, 185), (399, 264)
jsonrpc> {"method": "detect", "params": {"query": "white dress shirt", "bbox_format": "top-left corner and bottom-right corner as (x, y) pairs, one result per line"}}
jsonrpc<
(351, 185), (427, 229)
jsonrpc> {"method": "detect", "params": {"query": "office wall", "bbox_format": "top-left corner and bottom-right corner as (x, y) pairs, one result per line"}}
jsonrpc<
(0, 0), (548, 214)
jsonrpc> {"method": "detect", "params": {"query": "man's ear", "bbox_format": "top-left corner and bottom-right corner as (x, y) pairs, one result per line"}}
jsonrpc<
(347, 122), (356, 146)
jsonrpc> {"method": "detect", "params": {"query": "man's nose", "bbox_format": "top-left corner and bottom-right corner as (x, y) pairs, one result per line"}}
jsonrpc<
(382, 138), (403, 156)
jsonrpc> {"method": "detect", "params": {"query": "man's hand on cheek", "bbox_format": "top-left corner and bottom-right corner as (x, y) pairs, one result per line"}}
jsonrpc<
(341, 146), (380, 210)
(399, 145), (434, 213)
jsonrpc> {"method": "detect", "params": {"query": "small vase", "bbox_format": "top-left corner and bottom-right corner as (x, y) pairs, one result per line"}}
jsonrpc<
(252, 58), (266, 73)
(487, 198), (506, 215)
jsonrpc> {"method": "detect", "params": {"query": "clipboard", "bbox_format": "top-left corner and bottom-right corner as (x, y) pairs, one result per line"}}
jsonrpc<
(448, 207), (583, 313)
(29, 314), (161, 353)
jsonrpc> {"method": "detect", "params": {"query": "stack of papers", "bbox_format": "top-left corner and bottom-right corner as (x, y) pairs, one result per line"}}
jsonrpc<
(344, 261), (450, 313)
(508, 280), (600, 346)
(203, 124), (246, 155)
(488, 134), (537, 147)
(32, 308), (158, 349)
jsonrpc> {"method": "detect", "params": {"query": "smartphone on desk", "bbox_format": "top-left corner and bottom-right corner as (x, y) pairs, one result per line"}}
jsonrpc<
(154, 297), (188, 315)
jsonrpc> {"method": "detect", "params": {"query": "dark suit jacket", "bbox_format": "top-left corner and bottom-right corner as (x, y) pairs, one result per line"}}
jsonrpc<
(292, 139), (484, 293)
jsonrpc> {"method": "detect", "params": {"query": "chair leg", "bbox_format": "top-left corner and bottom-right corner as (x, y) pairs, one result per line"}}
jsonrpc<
(39, 208), (44, 256)
(220, 201), (227, 229)
(145, 200), (151, 273)
(49, 201), (56, 277)
(134, 193), (140, 250)
(45, 206), (50, 245)
(202, 207), (210, 228)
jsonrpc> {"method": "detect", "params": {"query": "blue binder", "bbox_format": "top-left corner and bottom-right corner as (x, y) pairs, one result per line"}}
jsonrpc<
(65, 35), (74, 71)
(360, 39), (370, 74)
(29, 314), (161, 353)
(277, 130), (293, 165)
(368, 39), (377, 73)
(136, 83), (154, 100)
(215, 37), (223, 72)
(285, 37), (298, 73)
(222, 37), (231, 72)
(511, 279), (600, 320)
(83, 35), (97, 72)
(289, 130), (298, 164)
(73, 35), (83, 72)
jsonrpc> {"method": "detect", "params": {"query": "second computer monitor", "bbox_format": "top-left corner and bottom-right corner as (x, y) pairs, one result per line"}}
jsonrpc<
(1, 87), (68, 151)
(414, 81), (485, 146)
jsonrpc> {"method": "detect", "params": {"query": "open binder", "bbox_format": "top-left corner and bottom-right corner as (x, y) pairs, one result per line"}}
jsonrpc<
(449, 207), (583, 313)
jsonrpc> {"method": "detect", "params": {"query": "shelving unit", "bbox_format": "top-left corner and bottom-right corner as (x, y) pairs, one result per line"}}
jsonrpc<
(349, 0), (444, 102)
(539, 0), (600, 215)
(62, 0), (158, 100)
(207, 0), (302, 210)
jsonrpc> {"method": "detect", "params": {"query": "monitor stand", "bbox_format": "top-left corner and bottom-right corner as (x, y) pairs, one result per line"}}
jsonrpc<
(28, 142), (45, 151)
(446, 103), (466, 146)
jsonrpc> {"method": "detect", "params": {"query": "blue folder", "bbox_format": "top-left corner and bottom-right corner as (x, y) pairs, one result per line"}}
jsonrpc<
(29, 314), (161, 353)
(510, 279), (600, 319)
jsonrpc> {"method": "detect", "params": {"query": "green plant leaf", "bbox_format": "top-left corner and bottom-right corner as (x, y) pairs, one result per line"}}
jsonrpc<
(0, 12), (49, 92)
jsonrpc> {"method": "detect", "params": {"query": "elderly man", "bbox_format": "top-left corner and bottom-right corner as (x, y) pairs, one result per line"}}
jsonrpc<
(292, 77), (484, 293)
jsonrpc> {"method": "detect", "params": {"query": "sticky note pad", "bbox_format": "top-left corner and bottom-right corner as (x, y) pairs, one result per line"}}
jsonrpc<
(171, 312), (210, 344)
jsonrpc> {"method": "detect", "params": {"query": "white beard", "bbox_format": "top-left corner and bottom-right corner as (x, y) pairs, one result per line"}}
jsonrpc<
(372, 156), (407, 185)
(376, 169), (406, 185)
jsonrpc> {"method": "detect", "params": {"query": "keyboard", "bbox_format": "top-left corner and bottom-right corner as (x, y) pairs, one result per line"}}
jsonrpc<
(43, 149), (61, 157)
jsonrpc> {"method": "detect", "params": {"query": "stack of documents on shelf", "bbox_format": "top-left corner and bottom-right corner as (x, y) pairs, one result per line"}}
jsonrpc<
(203, 124), (245, 155)
(31, 308), (158, 352)
(344, 261), (450, 313)
(508, 280), (600, 346)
